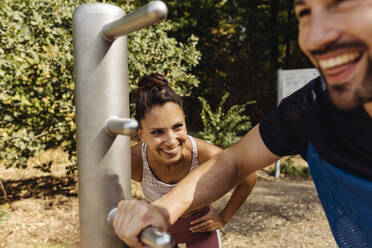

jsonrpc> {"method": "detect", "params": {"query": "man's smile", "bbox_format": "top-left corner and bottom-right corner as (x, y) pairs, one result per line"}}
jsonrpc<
(316, 50), (365, 84)
(318, 51), (361, 69)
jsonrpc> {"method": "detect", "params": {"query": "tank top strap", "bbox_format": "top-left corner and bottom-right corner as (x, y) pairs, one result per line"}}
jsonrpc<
(141, 142), (151, 181)
(188, 135), (199, 171)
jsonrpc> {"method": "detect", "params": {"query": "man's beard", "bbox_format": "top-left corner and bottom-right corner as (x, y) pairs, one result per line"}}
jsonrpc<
(321, 57), (372, 110)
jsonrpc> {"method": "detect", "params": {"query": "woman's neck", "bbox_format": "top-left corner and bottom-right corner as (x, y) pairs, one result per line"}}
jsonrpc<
(146, 141), (193, 184)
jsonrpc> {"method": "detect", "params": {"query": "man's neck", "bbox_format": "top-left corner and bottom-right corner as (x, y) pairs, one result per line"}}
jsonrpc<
(364, 102), (372, 118)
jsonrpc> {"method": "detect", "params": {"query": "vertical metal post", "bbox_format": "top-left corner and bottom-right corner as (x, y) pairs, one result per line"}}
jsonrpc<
(275, 69), (282, 178)
(73, 4), (130, 247)
(73, 2), (167, 247)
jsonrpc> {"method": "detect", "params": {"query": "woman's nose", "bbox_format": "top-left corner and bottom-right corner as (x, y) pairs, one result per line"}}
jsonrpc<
(164, 131), (178, 146)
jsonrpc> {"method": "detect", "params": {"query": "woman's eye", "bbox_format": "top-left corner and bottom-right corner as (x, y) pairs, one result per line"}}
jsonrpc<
(173, 123), (183, 130)
(151, 130), (162, 135)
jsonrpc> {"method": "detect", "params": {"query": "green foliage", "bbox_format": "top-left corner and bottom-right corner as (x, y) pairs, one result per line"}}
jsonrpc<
(127, 22), (200, 96)
(147, 0), (312, 130)
(0, 0), (200, 173)
(198, 92), (255, 148)
(278, 157), (311, 178)
(126, 19), (201, 115)
(0, 0), (78, 173)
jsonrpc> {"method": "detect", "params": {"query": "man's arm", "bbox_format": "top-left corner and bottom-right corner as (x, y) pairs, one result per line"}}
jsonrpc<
(152, 124), (280, 224)
(113, 124), (280, 246)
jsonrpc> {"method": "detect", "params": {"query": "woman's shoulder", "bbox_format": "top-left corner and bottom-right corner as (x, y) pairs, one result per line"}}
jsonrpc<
(191, 136), (222, 163)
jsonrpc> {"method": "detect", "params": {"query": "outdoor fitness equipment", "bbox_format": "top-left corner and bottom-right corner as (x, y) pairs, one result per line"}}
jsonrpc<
(72, 1), (171, 247)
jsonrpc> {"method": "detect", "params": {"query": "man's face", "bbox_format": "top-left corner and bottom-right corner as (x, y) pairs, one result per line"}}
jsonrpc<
(295, 0), (372, 110)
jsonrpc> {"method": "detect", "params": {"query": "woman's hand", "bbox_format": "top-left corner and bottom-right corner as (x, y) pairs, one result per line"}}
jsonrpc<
(189, 207), (226, 232)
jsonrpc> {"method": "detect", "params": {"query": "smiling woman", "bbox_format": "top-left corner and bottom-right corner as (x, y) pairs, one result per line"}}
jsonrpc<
(118, 74), (257, 248)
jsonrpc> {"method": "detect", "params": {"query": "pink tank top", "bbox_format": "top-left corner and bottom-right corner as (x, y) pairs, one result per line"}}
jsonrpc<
(140, 136), (199, 203)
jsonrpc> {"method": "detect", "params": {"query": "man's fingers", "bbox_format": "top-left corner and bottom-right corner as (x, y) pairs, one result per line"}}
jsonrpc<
(113, 201), (142, 246)
(112, 200), (168, 247)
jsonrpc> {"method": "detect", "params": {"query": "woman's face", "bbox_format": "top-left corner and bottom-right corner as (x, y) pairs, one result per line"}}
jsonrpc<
(139, 102), (188, 164)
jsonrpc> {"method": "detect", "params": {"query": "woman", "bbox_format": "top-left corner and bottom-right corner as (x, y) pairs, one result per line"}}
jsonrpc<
(129, 74), (257, 247)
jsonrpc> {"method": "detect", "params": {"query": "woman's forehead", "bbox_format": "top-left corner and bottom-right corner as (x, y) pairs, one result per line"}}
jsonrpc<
(142, 103), (184, 127)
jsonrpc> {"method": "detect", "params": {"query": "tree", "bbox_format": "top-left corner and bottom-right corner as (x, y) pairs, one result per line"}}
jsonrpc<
(140, 0), (313, 130)
(0, 0), (201, 173)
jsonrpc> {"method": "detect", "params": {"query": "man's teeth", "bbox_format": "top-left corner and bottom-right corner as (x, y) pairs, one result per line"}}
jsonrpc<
(319, 52), (360, 69)
(163, 147), (179, 154)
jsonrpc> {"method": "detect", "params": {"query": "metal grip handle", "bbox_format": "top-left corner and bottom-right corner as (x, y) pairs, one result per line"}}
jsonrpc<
(107, 208), (175, 248)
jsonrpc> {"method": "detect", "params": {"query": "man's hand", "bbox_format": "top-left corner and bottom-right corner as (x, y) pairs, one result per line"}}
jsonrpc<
(189, 207), (226, 232)
(113, 200), (168, 247)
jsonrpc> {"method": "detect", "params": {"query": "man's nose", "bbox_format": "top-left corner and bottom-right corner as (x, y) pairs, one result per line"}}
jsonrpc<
(302, 9), (341, 52)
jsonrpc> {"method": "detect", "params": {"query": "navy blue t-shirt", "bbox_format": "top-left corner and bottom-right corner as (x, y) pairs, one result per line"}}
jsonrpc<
(259, 76), (372, 181)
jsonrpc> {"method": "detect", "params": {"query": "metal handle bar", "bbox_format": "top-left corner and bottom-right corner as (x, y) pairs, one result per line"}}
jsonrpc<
(107, 208), (175, 248)
(102, 0), (168, 41)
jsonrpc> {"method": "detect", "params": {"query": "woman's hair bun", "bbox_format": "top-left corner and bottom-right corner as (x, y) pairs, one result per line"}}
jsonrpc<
(134, 73), (183, 124)
(138, 74), (169, 89)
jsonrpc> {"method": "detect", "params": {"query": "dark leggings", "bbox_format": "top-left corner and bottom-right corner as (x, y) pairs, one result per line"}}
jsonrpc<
(167, 206), (221, 248)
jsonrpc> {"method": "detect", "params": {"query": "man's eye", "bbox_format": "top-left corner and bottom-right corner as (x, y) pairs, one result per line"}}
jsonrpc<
(297, 8), (311, 18)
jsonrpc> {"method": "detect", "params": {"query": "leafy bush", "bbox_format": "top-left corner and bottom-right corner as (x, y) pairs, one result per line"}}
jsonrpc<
(276, 157), (311, 178)
(198, 92), (255, 148)
(0, 0), (201, 173)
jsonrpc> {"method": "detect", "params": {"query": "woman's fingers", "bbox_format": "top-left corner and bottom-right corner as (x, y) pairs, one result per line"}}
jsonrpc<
(190, 219), (217, 232)
(190, 215), (207, 225)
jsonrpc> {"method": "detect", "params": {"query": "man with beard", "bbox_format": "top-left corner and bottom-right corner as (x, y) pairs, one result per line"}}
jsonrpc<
(113, 1), (372, 247)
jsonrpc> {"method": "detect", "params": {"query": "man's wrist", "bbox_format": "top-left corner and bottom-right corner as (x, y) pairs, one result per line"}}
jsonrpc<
(150, 203), (171, 227)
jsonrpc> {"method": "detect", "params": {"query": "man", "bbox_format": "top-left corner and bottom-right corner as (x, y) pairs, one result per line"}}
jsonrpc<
(113, 1), (372, 247)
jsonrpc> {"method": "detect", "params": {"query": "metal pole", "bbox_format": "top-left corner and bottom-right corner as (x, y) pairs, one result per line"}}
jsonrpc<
(275, 69), (282, 179)
(73, 4), (130, 247)
(73, 2), (168, 247)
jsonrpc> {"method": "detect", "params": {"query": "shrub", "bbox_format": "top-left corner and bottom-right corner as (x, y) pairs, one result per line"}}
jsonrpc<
(198, 92), (255, 148)
(0, 0), (201, 173)
(275, 156), (311, 178)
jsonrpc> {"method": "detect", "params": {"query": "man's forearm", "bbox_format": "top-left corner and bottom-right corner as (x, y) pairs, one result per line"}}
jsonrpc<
(152, 147), (242, 225)
(152, 125), (279, 225)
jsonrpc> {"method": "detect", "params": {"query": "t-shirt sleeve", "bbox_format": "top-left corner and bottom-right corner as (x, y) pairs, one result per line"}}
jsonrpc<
(259, 92), (309, 158)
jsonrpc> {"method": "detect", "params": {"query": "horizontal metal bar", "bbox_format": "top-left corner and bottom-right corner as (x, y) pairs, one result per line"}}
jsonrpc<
(104, 117), (139, 136)
(102, 1), (168, 41)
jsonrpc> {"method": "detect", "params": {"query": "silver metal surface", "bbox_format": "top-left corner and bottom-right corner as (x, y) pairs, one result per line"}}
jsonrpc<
(140, 227), (175, 248)
(73, 3), (131, 247)
(73, 1), (168, 247)
(107, 208), (175, 248)
(105, 116), (139, 137)
(102, 1), (168, 41)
